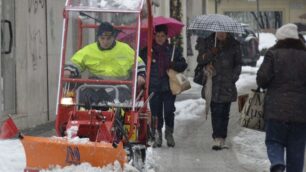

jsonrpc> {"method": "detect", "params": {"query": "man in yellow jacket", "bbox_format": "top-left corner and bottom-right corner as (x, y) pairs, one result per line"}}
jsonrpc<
(64, 22), (146, 104)
(64, 22), (146, 85)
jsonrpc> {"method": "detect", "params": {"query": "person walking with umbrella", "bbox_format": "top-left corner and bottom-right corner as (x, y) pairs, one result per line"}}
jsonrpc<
(189, 14), (243, 150)
(196, 32), (242, 150)
(140, 24), (187, 148)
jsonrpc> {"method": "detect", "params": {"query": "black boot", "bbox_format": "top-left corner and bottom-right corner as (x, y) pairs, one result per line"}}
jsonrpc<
(271, 164), (285, 172)
(149, 117), (157, 142)
(153, 130), (162, 147)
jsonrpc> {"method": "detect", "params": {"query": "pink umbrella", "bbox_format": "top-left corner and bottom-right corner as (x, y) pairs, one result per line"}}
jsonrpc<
(152, 16), (184, 37)
(118, 16), (184, 48)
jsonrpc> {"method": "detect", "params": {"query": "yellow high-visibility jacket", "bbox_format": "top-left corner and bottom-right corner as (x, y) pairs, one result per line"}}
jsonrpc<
(70, 41), (145, 79)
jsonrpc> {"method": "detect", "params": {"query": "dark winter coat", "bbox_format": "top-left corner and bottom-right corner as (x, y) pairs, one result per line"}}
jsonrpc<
(196, 34), (242, 102)
(140, 41), (188, 93)
(256, 39), (306, 123)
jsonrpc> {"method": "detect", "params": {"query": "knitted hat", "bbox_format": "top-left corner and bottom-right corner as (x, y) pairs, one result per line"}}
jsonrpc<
(97, 22), (120, 37)
(275, 23), (299, 40)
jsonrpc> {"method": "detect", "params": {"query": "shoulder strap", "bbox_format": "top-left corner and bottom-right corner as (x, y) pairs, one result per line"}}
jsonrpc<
(171, 45), (175, 62)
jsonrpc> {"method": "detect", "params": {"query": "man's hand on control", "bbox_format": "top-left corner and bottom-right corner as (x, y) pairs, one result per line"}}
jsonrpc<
(137, 75), (146, 89)
(64, 70), (71, 77)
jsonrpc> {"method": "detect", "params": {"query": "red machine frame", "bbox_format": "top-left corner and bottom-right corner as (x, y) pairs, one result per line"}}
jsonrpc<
(55, 0), (153, 151)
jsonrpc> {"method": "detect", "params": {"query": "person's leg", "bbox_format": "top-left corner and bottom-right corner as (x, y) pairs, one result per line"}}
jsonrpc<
(210, 102), (231, 150)
(265, 119), (286, 172)
(210, 102), (220, 139)
(149, 92), (163, 147)
(286, 122), (306, 172)
(163, 91), (176, 147)
(219, 102), (231, 139)
(210, 102), (231, 137)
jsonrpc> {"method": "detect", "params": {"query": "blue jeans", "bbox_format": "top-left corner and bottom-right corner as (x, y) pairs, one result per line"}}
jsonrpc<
(150, 91), (176, 130)
(265, 119), (306, 172)
(210, 102), (231, 139)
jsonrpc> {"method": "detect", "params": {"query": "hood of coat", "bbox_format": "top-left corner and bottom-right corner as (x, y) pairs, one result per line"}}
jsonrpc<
(272, 39), (306, 51)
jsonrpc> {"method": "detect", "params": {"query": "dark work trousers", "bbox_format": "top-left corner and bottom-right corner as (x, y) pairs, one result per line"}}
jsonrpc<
(210, 101), (231, 139)
(150, 91), (176, 130)
(265, 119), (306, 172)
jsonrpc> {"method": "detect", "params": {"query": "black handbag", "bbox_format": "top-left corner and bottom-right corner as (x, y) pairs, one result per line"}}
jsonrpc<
(193, 64), (204, 85)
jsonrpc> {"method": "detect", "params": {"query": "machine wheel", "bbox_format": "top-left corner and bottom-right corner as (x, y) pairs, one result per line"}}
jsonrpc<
(132, 145), (146, 171)
(141, 148), (146, 163)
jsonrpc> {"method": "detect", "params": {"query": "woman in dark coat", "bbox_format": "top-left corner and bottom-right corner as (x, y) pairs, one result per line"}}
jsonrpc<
(140, 25), (187, 147)
(195, 32), (242, 150)
(257, 23), (306, 172)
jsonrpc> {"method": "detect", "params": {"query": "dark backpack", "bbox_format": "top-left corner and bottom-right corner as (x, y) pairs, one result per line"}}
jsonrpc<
(193, 64), (204, 85)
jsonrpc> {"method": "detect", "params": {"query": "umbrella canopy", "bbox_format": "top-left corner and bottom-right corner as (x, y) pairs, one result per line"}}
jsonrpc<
(188, 14), (244, 38)
(153, 16), (184, 37)
(118, 16), (184, 48)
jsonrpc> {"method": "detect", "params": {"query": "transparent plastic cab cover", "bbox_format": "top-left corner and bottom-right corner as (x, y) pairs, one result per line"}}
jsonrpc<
(63, 0), (148, 108)
(68, 0), (144, 12)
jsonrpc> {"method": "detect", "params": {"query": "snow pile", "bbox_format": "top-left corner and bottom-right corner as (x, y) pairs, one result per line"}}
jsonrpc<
(143, 148), (159, 172)
(0, 140), (25, 172)
(66, 125), (79, 139)
(259, 33), (276, 51)
(232, 129), (270, 172)
(40, 161), (139, 172)
(175, 98), (204, 120)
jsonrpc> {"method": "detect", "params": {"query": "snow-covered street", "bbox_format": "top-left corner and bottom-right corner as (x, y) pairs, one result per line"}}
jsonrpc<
(0, 59), (271, 172)
(1, 33), (304, 172)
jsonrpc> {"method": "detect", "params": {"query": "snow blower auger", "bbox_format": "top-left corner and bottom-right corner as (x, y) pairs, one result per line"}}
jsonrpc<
(22, 0), (154, 171)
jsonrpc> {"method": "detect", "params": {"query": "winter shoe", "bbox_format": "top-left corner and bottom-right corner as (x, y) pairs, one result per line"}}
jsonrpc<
(220, 138), (229, 149)
(212, 138), (228, 150)
(149, 129), (155, 144)
(212, 138), (222, 150)
(165, 126), (175, 147)
(153, 130), (162, 148)
(271, 164), (285, 172)
(149, 117), (157, 144)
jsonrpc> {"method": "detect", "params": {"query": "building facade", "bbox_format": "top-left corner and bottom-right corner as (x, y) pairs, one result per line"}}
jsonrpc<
(206, 0), (306, 31)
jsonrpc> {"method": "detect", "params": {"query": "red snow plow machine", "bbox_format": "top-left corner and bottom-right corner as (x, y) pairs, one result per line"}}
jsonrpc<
(21, 0), (154, 171)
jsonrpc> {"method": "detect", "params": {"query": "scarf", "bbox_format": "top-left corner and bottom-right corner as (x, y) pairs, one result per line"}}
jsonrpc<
(152, 41), (171, 78)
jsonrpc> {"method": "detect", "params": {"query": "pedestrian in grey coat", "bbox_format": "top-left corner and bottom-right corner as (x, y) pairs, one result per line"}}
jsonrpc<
(257, 23), (306, 172)
(196, 32), (242, 150)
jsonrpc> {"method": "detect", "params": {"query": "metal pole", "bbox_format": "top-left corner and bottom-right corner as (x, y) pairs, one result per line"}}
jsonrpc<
(0, 0), (3, 117)
(215, 0), (218, 14)
(256, 0), (260, 38)
(202, 0), (206, 14)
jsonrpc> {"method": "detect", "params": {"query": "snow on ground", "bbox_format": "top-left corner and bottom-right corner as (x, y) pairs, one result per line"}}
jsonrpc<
(175, 98), (204, 120)
(232, 129), (270, 172)
(230, 33), (275, 171)
(258, 32), (276, 51)
(0, 33), (276, 172)
(0, 140), (25, 171)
